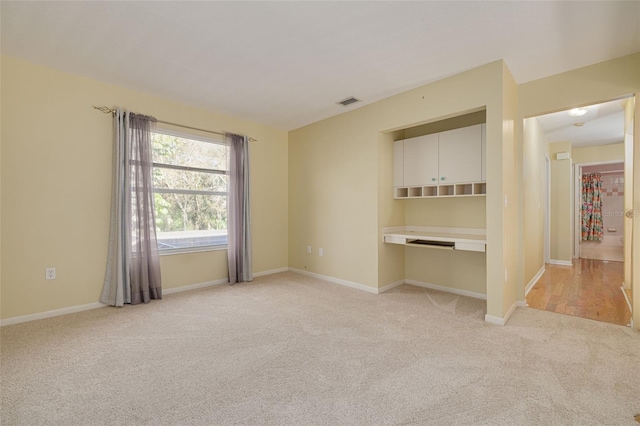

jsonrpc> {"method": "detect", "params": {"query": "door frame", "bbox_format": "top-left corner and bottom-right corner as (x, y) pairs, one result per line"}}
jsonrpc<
(544, 154), (551, 264)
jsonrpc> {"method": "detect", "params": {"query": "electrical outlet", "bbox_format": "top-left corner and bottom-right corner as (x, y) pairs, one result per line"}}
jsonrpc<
(46, 268), (56, 280)
(307, 245), (312, 254)
(319, 248), (324, 257)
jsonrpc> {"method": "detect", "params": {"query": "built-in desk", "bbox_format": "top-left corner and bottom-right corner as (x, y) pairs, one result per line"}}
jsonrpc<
(383, 226), (486, 253)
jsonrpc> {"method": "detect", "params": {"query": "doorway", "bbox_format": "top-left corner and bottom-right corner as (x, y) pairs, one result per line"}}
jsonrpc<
(525, 97), (633, 326)
(576, 162), (625, 263)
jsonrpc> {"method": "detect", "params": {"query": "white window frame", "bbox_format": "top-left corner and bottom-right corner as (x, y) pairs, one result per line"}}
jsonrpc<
(151, 127), (229, 255)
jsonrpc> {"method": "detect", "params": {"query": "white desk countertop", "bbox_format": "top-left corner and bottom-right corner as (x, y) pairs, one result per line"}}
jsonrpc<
(383, 226), (486, 252)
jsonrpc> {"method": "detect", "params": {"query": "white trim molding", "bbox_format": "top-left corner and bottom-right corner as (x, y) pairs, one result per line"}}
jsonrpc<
(525, 265), (545, 296)
(621, 286), (632, 313)
(485, 301), (518, 326)
(0, 302), (107, 327)
(405, 279), (487, 300)
(288, 268), (379, 294)
(549, 259), (573, 266)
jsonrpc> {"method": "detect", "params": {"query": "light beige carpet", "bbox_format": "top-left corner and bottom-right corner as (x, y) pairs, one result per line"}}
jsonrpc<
(2, 272), (639, 425)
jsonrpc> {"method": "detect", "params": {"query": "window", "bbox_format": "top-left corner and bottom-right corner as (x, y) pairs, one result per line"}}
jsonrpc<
(151, 130), (228, 253)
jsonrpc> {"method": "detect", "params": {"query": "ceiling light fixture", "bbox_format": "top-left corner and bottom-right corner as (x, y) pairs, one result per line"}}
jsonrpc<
(574, 122), (585, 127)
(568, 107), (589, 117)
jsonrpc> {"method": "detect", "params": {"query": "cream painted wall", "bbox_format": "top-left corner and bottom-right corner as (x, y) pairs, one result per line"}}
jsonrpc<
(517, 52), (640, 305)
(522, 117), (546, 287)
(377, 131), (405, 287)
(548, 142), (573, 262)
(290, 60), (515, 320)
(632, 92), (640, 329)
(573, 143), (624, 164)
(1, 56), (289, 320)
(405, 198), (486, 229)
(500, 61), (519, 315)
(0, 54), (3, 317)
(519, 54), (640, 120)
(405, 248), (486, 294)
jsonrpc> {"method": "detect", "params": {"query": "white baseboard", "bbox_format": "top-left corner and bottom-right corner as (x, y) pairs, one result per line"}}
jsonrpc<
(166, 267), (290, 294)
(0, 301), (107, 327)
(549, 259), (573, 266)
(253, 267), (289, 278)
(525, 265), (545, 296)
(405, 279), (487, 300)
(621, 286), (632, 313)
(378, 279), (406, 294)
(288, 268), (378, 294)
(163, 278), (228, 295)
(0, 268), (290, 327)
(485, 301), (518, 326)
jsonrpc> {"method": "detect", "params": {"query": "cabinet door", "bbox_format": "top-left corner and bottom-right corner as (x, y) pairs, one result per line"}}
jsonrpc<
(481, 123), (486, 182)
(393, 140), (404, 187)
(403, 134), (438, 186)
(438, 124), (482, 184)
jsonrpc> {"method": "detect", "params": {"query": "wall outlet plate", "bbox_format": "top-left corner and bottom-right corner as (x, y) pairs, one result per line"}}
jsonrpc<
(46, 268), (56, 280)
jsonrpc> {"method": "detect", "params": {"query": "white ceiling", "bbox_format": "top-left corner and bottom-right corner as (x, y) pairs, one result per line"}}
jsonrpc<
(535, 98), (628, 147)
(2, 1), (639, 131)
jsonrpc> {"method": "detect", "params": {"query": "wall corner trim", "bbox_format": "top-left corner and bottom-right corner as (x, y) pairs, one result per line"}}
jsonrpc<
(484, 301), (518, 326)
(525, 265), (545, 296)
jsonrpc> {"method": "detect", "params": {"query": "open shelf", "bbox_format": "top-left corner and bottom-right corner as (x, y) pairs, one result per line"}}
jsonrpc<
(395, 187), (409, 198)
(408, 187), (423, 197)
(455, 184), (473, 195)
(394, 182), (486, 199)
(438, 185), (455, 196)
(422, 186), (438, 197)
(473, 182), (486, 195)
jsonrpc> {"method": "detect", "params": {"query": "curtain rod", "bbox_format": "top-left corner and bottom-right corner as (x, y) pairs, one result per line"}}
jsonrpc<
(93, 106), (257, 142)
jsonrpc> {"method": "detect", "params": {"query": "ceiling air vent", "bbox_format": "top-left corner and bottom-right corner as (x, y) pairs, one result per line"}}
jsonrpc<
(336, 96), (360, 107)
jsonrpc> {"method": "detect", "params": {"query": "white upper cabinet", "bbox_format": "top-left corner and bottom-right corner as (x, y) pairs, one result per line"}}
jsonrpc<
(438, 124), (482, 184)
(403, 134), (439, 186)
(393, 140), (404, 187)
(481, 123), (486, 182)
(392, 123), (486, 198)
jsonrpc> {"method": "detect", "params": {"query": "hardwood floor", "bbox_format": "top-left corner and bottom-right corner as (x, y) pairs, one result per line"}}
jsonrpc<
(526, 259), (631, 326)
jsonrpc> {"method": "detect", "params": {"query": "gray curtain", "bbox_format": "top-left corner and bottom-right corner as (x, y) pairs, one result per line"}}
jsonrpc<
(101, 109), (162, 306)
(226, 132), (252, 284)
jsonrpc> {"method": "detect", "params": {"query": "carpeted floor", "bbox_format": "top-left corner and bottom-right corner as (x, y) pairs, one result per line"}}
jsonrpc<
(2, 272), (639, 425)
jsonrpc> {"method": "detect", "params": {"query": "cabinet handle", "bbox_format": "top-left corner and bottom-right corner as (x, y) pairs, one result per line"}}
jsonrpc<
(440, 177), (446, 181)
(431, 177), (436, 182)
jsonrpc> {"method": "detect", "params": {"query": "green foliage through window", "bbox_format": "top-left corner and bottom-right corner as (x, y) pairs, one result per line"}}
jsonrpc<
(151, 132), (228, 250)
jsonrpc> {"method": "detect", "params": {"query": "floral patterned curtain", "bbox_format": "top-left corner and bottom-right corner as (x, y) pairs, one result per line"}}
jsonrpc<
(581, 173), (604, 241)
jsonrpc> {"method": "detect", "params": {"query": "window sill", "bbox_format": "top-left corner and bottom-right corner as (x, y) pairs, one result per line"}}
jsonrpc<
(159, 245), (227, 256)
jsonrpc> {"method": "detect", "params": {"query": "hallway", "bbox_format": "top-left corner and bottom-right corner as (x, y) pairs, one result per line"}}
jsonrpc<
(526, 259), (631, 326)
